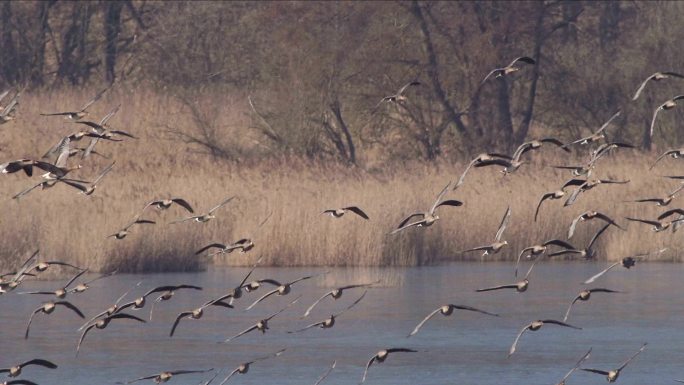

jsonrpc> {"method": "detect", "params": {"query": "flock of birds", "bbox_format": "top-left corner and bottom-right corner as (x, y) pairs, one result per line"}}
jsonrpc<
(1, 55), (684, 384)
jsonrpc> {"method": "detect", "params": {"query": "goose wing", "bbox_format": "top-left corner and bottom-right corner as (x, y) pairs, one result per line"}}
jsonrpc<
(583, 262), (621, 284)
(494, 206), (511, 241)
(313, 361), (336, 385)
(509, 56), (535, 67)
(343, 206), (370, 220)
(657, 208), (684, 220)
(288, 320), (325, 333)
(568, 215), (583, 239)
(244, 288), (279, 311)
(509, 324), (532, 356)
(55, 301), (85, 318)
(476, 283), (518, 292)
(564, 187), (585, 207)
(625, 217), (661, 227)
(196, 243), (227, 255)
(650, 106), (662, 139)
(24, 307), (42, 339)
(473, 158), (512, 168)
(171, 198), (194, 213)
(302, 291), (334, 318)
(76, 324), (97, 356)
(534, 193), (555, 222)
(408, 307), (443, 337)
(208, 196), (235, 214)
(651, 149), (676, 169)
(540, 319), (582, 329)
(617, 343), (647, 370)
(587, 224), (611, 251)
(169, 311), (193, 337)
(396, 81), (421, 95)
(92, 162), (115, 186)
(79, 86), (110, 112)
(429, 182), (452, 215)
(595, 110), (622, 135)
(580, 368), (610, 376)
(560, 348), (592, 381)
(223, 324), (258, 343)
(360, 355), (378, 384)
(563, 295), (582, 322)
(396, 213), (424, 229)
(632, 74), (657, 100)
(434, 199), (463, 210)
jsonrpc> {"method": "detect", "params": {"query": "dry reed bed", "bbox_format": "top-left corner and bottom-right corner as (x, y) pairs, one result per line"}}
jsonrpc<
(0, 90), (683, 273)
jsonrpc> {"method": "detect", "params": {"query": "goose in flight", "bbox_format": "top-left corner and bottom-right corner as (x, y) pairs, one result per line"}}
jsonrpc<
(475, 138), (568, 175)
(377, 81), (420, 106)
(169, 294), (235, 337)
(515, 239), (574, 277)
(582, 250), (665, 284)
(580, 343), (647, 382)
(453, 153), (512, 190)
(548, 224), (610, 260)
(109, 217), (156, 239)
(63, 162), (115, 196)
(217, 349), (285, 385)
(360, 348), (418, 384)
(0, 380), (39, 385)
(650, 95), (684, 140)
(25, 301), (85, 339)
(0, 93), (19, 124)
(41, 86), (109, 120)
(460, 206), (511, 256)
(563, 178), (630, 206)
(171, 197), (235, 224)
(625, 214), (684, 232)
(245, 272), (327, 311)
(631, 181), (684, 206)
(18, 269), (87, 299)
(78, 281), (141, 330)
(391, 183), (462, 234)
(563, 288), (621, 322)
(408, 303), (498, 337)
(143, 198), (194, 214)
(477, 260), (537, 293)
(535, 188), (569, 221)
(567, 210), (624, 239)
(651, 147), (684, 170)
(562, 110), (621, 148)
(198, 213), (272, 256)
(0, 359), (57, 377)
(68, 270), (117, 294)
(77, 313), (147, 356)
(221, 296), (300, 343)
(322, 206), (369, 220)
(632, 71), (684, 100)
(509, 319), (581, 356)
(118, 284), (202, 315)
(480, 56), (536, 84)
(289, 291), (367, 333)
(302, 281), (378, 318)
(555, 348), (592, 385)
(26, 259), (82, 274)
(124, 369), (213, 384)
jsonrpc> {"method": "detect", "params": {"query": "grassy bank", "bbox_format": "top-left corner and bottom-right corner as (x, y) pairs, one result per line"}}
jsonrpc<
(1, 89), (682, 273)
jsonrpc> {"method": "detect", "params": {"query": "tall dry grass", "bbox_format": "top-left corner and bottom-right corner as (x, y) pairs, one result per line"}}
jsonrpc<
(1, 88), (683, 273)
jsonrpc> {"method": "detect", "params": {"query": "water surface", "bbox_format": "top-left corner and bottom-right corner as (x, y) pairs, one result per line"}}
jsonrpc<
(1, 262), (681, 384)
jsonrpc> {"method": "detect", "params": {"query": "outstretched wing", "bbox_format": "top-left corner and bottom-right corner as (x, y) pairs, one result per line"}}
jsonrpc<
(222, 324), (258, 343)
(343, 206), (370, 220)
(360, 355), (377, 384)
(313, 361), (336, 385)
(617, 343), (647, 370)
(476, 284), (518, 292)
(171, 198), (194, 213)
(563, 295), (582, 322)
(429, 182), (452, 215)
(494, 206), (511, 241)
(76, 324), (96, 356)
(56, 301), (85, 318)
(302, 291), (333, 318)
(582, 261), (621, 284)
(540, 319), (582, 329)
(534, 193), (554, 222)
(244, 288), (279, 311)
(508, 324), (531, 356)
(632, 74), (656, 100)
(169, 312), (192, 337)
(208, 196), (235, 214)
(408, 308), (443, 337)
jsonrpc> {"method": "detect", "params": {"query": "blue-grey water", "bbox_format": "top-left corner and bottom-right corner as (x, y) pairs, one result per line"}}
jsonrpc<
(1, 261), (681, 384)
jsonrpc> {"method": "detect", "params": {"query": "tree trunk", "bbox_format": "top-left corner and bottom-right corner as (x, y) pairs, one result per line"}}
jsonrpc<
(515, 3), (545, 146)
(104, 2), (124, 84)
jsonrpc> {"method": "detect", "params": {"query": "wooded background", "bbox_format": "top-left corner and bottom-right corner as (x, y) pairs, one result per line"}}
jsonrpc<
(2, 1), (683, 164)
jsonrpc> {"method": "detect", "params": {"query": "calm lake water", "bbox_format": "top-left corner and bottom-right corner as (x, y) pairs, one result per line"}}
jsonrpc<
(1, 261), (681, 384)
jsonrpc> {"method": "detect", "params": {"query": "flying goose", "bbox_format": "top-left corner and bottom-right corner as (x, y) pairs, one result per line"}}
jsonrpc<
(360, 348), (418, 384)
(562, 110), (621, 148)
(18, 269), (87, 299)
(548, 224), (610, 260)
(144, 198), (194, 214)
(78, 281), (141, 330)
(25, 301), (85, 339)
(124, 369), (213, 384)
(136, 284), (202, 320)
(171, 197), (235, 224)
(77, 313), (147, 356)
(650, 95), (684, 140)
(567, 211), (623, 239)
(563, 288), (621, 322)
(377, 81), (421, 105)
(555, 348), (592, 385)
(580, 343), (647, 382)
(289, 291), (367, 333)
(221, 296), (300, 343)
(0, 380), (39, 385)
(322, 206), (369, 220)
(460, 206), (511, 256)
(1, 159), (38, 177)
(313, 361), (336, 385)
(245, 272), (327, 311)
(0, 251), (40, 293)
(651, 147), (684, 170)
(391, 183), (462, 235)
(480, 56), (536, 84)
(515, 239), (575, 277)
(509, 319), (581, 356)
(217, 349), (285, 385)
(27, 260), (81, 274)
(582, 250), (665, 284)
(563, 178), (630, 206)
(302, 281), (378, 318)
(535, 189), (569, 221)
(630, 184), (684, 206)
(169, 294), (235, 337)
(217, 257), (263, 308)
(632, 72), (684, 100)
(625, 215), (684, 232)
(408, 303), (499, 337)
(41, 87), (109, 120)
(62, 162), (115, 196)
(200, 213), (272, 257)
(475, 138), (568, 175)
(109, 217), (156, 239)
(68, 270), (117, 294)
(0, 359), (57, 377)
(477, 260), (537, 293)
(453, 153), (512, 190)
